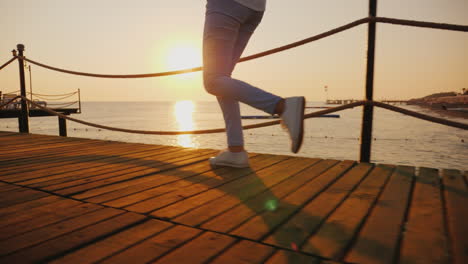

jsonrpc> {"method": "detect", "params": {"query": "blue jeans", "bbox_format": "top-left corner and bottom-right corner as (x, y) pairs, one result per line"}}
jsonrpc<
(203, 0), (282, 147)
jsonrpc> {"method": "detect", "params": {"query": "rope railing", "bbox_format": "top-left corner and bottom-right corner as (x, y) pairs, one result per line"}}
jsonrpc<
(32, 93), (77, 101)
(371, 101), (468, 130)
(13, 16), (468, 79)
(3, 96), (465, 133)
(44, 101), (79, 108)
(15, 17), (370, 78)
(0, 96), (21, 109)
(18, 97), (468, 135)
(19, 56), (203, 79)
(0, 57), (17, 71)
(29, 91), (78, 97)
(23, 97), (364, 135)
(373, 17), (468, 32)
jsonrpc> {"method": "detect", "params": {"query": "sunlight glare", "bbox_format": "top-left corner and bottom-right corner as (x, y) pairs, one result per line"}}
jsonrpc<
(174, 100), (197, 148)
(166, 45), (202, 70)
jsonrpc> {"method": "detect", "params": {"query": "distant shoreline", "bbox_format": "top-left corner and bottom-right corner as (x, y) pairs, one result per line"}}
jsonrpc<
(408, 92), (468, 119)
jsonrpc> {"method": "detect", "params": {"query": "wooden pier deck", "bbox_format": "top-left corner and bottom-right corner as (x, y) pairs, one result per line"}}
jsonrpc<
(0, 132), (466, 264)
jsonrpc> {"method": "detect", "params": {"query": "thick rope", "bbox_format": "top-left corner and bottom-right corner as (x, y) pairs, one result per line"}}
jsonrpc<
(20, 57), (203, 79)
(373, 17), (468, 32)
(45, 101), (79, 108)
(32, 93), (77, 101)
(15, 17), (468, 79)
(371, 101), (468, 130)
(9, 98), (468, 134)
(237, 18), (370, 62)
(17, 17), (371, 79)
(0, 57), (17, 71)
(0, 96), (21, 109)
(22, 97), (364, 135)
(29, 91), (78, 97)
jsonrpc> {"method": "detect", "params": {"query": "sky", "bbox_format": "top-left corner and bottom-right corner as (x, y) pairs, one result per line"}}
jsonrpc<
(1, 0), (467, 102)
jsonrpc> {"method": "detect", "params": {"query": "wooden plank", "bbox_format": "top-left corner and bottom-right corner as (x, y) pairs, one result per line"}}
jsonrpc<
(442, 169), (468, 264)
(0, 199), (81, 227)
(84, 159), (220, 204)
(100, 225), (202, 264)
(0, 188), (49, 208)
(121, 154), (287, 213)
(0, 198), (81, 227)
(56, 149), (216, 197)
(79, 152), (233, 203)
(178, 159), (338, 228)
(0, 134), (87, 150)
(0, 132), (66, 141)
(48, 219), (173, 264)
(224, 160), (354, 241)
(102, 154), (271, 209)
(0, 212), (147, 263)
(22, 146), (177, 187)
(151, 157), (311, 220)
(210, 240), (275, 264)
(0, 133), (65, 143)
(2, 145), (171, 188)
(263, 162), (372, 249)
(0, 143), (106, 164)
(264, 249), (321, 264)
(0, 132), (463, 263)
(0, 207), (122, 256)
(0, 137), (108, 160)
(399, 167), (450, 264)
(0, 139), (113, 164)
(27, 146), (190, 190)
(53, 149), (217, 196)
(0, 136), (144, 157)
(0, 146), (111, 171)
(0, 184), (22, 192)
(0, 203), (103, 240)
(151, 158), (317, 218)
(0, 144), (154, 184)
(345, 166), (414, 264)
(1, 143), (168, 173)
(301, 164), (394, 260)
(150, 231), (236, 264)
(0, 143), (166, 181)
(1, 139), (165, 169)
(0, 195), (61, 217)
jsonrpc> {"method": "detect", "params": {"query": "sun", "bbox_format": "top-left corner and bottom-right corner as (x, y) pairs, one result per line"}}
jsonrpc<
(165, 44), (202, 70)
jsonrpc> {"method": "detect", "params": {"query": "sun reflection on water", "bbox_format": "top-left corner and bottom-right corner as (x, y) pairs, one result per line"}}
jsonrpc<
(174, 100), (197, 148)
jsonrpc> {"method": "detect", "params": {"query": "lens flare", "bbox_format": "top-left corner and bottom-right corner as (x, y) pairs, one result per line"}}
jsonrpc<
(265, 199), (278, 211)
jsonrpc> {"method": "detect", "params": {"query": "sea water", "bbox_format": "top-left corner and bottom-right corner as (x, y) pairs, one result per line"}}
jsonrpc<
(1, 101), (467, 171)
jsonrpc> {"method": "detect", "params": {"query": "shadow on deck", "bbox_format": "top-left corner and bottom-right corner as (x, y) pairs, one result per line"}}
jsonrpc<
(0, 132), (466, 264)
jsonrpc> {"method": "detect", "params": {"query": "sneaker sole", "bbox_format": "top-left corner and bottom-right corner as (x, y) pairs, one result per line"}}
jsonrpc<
(209, 160), (250, 168)
(292, 97), (305, 153)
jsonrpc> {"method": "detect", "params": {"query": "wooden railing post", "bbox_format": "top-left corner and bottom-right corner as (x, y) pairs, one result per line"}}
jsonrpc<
(58, 116), (67, 137)
(360, 0), (377, 163)
(78, 88), (82, 113)
(17, 44), (30, 133)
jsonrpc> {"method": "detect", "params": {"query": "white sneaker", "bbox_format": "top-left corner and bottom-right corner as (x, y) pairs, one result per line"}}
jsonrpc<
(209, 150), (249, 168)
(281, 96), (305, 153)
